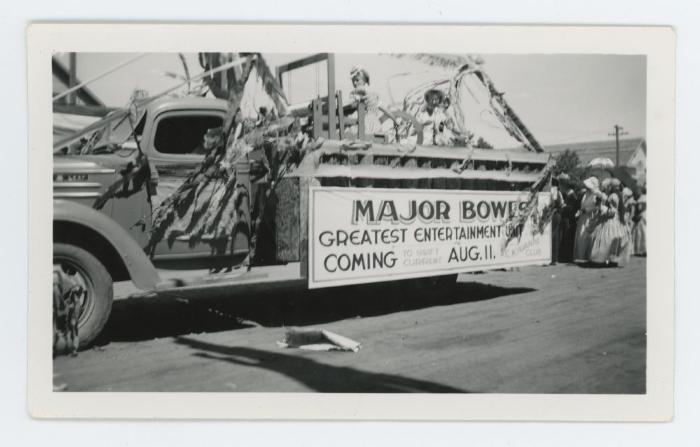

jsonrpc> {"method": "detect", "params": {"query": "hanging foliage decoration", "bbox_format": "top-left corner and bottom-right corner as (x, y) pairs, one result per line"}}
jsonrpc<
(88, 52), (556, 267)
(393, 53), (544, 153)
(144, 54), (322, 267)
(501, 156), (557, 248)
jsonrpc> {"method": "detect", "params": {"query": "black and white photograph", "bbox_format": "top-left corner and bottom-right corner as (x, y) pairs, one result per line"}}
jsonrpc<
(26, 24), (675, 421)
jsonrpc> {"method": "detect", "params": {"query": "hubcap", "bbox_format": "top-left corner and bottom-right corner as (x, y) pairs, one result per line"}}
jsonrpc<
(54, 259), (95, 327)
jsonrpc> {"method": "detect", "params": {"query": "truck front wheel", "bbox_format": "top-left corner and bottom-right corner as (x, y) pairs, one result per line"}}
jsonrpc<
(53, 243), (113, 349)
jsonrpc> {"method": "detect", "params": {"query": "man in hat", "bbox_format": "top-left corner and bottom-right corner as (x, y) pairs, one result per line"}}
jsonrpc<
(549, 175), (566, 265)
(557, 173), (578, 263)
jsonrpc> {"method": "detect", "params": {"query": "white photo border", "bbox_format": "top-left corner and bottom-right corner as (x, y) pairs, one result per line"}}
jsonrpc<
(27, 23), (675, 421)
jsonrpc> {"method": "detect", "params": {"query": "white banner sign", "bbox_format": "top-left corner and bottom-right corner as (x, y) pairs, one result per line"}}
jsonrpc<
(308, 187), (552, 288)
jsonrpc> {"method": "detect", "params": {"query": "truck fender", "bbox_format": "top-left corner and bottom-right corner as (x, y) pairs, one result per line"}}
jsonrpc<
(53, 199), (161, 290)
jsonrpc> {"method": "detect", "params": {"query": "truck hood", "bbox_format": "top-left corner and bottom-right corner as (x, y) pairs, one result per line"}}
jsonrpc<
(54, 149), (141, 172)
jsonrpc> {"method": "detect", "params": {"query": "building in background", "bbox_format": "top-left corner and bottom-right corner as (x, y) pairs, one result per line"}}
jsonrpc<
(52, 55), (114, 141)
(545, 137), (647, 186)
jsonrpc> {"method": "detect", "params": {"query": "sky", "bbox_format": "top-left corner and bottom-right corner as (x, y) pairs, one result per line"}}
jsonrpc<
(54, 52), (646, 147)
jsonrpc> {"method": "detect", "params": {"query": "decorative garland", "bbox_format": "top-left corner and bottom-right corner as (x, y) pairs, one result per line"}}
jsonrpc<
(502, 156), (557, 247)
(144, 114), (321, 268)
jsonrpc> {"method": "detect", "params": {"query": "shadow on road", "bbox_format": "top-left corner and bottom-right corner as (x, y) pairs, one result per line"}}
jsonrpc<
(175, 336), (469, 393)
(95, 297), (257, 346)
(97, 279), (534, 345)
(573, 261), (623, 269)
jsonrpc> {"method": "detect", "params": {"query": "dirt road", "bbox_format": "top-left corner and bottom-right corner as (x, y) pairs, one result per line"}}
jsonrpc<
(54, 257), (646, 393)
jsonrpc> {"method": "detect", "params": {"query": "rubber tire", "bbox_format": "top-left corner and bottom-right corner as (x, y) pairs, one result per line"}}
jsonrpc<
(53, 243), (113, 348)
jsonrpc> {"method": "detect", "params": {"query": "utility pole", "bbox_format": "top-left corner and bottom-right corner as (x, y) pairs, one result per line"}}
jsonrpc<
(609, 124), (629, 167)
(68, 52), (77, 106)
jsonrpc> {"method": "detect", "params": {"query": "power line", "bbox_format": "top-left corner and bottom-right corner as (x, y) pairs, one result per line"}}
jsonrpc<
(53, 53), (147, 103)
(608, 124), (629, 167)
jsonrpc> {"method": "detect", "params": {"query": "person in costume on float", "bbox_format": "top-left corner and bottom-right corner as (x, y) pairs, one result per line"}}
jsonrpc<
(349, 66), (387, 140)
(415, 88), (455, 146)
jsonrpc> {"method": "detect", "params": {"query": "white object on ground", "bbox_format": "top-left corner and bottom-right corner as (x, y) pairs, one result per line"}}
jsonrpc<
(277, 327), (361, 352)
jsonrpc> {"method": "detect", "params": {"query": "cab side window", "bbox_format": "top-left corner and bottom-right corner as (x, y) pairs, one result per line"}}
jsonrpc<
(153, 114), (223, 155)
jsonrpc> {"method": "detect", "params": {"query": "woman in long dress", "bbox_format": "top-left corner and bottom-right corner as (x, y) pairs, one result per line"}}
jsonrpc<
(618, 185), (635, 265)
(573, 176), (602, 261)
(589, 179), (630, 266)
(632, 189), (647, 256)
(622, 187), (636, 235)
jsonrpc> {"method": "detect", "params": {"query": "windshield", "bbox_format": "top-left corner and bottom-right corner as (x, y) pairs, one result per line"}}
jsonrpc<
(153, 114), (223, 155)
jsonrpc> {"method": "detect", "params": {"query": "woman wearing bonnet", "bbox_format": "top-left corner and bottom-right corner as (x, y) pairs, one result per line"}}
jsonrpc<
(589, 178), (631, 266)
(573, 176), (604, 262)
(622, 186), (636, 234)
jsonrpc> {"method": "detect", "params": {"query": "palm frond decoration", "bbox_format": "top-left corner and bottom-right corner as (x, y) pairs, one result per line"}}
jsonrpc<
(392, 53), (481, 70)
(145, 117), (315, 263)
(390, 53), (543, 153)
(198, 52), (237, 99)
(199, 53), (288, 116)
(245, 53), (289, 115)
(177, 53), (191, 94)
(145, 69), (315, 268)
(501, 156), (557, 248)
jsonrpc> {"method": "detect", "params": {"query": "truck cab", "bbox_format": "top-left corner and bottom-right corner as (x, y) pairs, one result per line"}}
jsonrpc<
(53, 96), (231, 347)
(137, 96), (228, 176)
(132, 96), (229, 261)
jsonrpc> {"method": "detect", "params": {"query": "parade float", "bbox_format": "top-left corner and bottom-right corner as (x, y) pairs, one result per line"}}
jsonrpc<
(52, 52), (554, 347)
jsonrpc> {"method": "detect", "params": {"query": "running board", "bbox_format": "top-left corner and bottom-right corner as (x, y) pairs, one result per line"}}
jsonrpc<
(131, 262), (305, 299)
